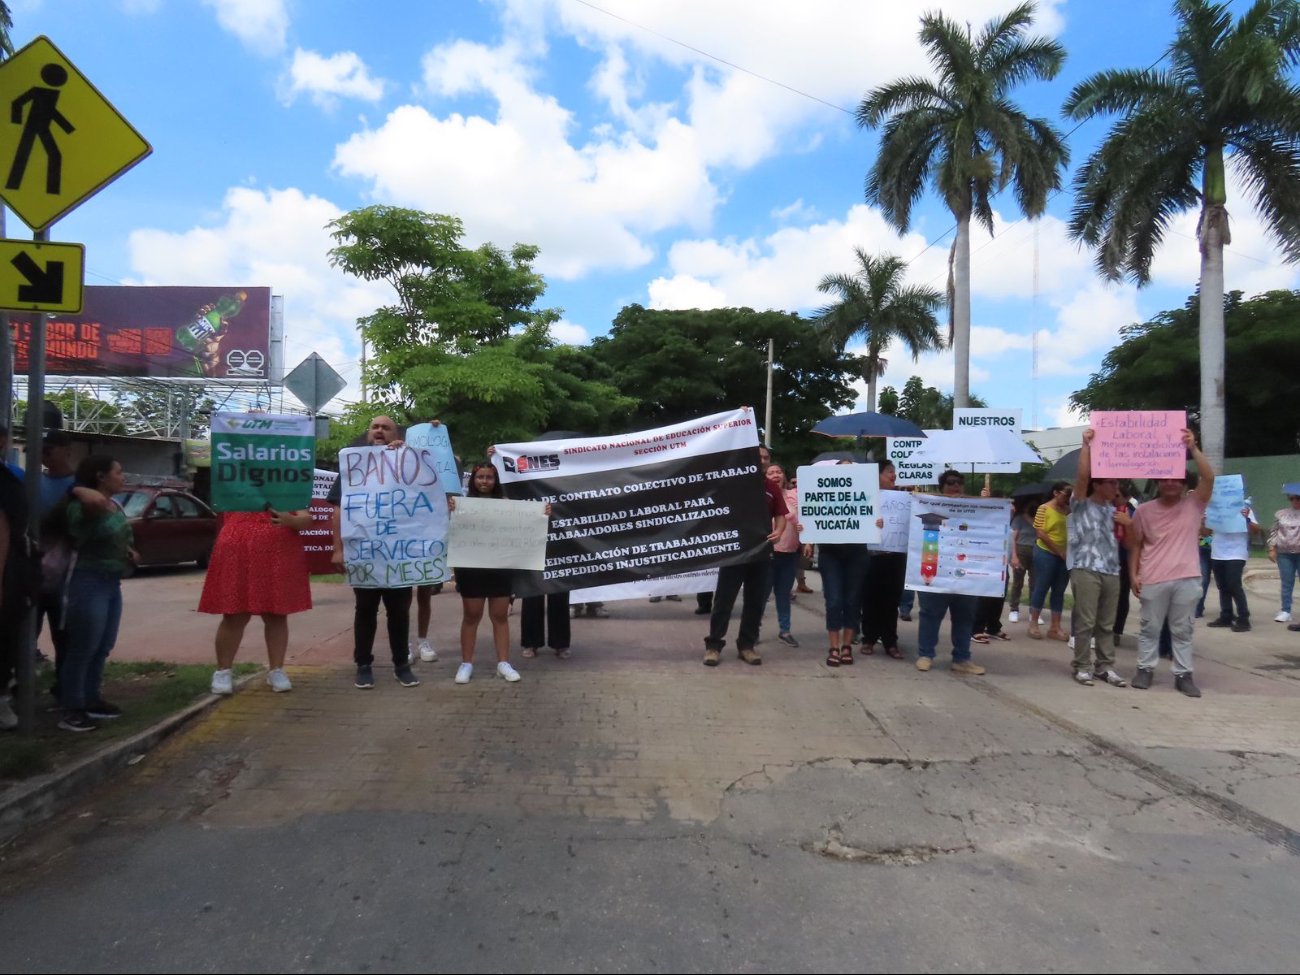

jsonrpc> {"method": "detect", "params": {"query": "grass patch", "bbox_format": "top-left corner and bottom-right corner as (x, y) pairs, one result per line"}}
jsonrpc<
(0, 660), (259, 783)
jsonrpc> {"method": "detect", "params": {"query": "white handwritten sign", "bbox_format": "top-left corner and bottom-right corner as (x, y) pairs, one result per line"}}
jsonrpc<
(796, 464), (881, 544)
(875, 489), (913, 553)
(338, 446), (450, 588)
(1206, 473), (1248, 533)
(448, 496), (550, 571)
(1091, 411), (1187, 478)
(886, 437), (939, 485)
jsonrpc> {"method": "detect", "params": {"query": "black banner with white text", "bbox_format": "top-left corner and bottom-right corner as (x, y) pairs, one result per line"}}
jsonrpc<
(495, 410), (770, 595)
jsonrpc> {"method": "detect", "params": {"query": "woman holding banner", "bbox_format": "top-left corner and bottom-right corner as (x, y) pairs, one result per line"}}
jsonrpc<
(451, 462), (553, 684)
(806, 461), (869, 667)
(202, 507), (314, 695)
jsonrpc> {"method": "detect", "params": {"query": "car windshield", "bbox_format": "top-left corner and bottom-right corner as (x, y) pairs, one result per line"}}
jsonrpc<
(113, 491), (154, 517)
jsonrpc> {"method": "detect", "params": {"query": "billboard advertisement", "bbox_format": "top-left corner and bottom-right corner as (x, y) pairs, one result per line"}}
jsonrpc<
(11, 286), (272, 380)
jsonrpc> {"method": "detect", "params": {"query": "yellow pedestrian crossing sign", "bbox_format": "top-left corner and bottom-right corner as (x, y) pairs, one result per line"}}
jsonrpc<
(0, 238), (84, 313)
(0, 36), (152, 231)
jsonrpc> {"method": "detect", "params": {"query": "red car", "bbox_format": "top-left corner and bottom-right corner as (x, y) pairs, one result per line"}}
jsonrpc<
(113, 487), (220, 568)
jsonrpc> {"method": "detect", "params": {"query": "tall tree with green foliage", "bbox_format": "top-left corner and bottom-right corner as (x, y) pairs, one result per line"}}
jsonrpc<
(879, 375), (988, 430)
(857, 1), (1067, 410)
(325, 207), (634, 458)
(814, 249), (944, 413)
(1064, 0), (1300, 469)
(1071, 289), (1300, 457)
(589, 305), (860, 463)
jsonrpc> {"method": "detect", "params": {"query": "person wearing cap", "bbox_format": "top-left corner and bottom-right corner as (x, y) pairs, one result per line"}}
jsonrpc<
(1267, 483), (1300, 628)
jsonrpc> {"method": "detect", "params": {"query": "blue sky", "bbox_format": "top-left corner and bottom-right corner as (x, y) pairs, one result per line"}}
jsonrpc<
(9, 0), (1298, 429)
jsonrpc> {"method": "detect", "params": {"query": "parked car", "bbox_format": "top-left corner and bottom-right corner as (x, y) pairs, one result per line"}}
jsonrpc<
(112, 486), (219, 568)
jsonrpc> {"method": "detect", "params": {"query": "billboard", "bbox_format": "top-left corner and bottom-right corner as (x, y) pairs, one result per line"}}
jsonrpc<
(11, 286), (273, 380)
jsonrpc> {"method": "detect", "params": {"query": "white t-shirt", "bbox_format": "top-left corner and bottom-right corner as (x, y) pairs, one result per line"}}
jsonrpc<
(1210, 510), (1257, 561)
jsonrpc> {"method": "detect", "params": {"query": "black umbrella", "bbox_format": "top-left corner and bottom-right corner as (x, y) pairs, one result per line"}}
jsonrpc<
(1045, 448), (1080, 481)
(811, 450), (869, 464)
(812, 411), (926, 438)
(1011, 480), (1053, 498)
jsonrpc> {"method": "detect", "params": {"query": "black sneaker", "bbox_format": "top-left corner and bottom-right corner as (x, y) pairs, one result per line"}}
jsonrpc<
(1175, 674), (1202, 698)
(58, 711), (97, 733)
(1131, 667), (1154, 690)
(395, 666), (421, 687)
(86, 700), (122, 720)
(1205, 618), (1232, 628)
(354, 665), (374, 689)
(1231, 620), (1251, 633)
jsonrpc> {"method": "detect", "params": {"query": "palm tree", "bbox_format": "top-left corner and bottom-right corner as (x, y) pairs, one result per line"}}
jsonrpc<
(1064, 0), (1300, 469)
(857, 2), (1067, 409)
(814, 250), (944, 413)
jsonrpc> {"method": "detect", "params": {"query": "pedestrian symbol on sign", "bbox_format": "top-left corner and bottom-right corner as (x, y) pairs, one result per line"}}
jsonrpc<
(6, 63), (74, 196)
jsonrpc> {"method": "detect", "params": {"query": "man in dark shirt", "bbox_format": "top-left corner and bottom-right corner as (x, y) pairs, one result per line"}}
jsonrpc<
(328, 415), (420, 690)
(703, 444), (787, 667)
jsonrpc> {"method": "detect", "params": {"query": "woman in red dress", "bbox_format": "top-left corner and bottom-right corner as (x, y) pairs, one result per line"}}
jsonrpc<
(199, 507), (313, 695)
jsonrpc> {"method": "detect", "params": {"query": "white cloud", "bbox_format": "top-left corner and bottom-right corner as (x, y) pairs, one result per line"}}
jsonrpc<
(550, 319), (590, 345)
(201, 0), (289, 56)
(332, 39), (720, 279)
(1034, 283), (1142, 377)
(126, 186), (392, 404)
(281, 49), (385, 107)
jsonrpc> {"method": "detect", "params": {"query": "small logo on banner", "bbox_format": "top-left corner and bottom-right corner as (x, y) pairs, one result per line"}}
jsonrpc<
(503, 453), (561, 474)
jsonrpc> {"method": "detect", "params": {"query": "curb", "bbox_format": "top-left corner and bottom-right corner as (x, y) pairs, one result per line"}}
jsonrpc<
(0, 671), (258, 848)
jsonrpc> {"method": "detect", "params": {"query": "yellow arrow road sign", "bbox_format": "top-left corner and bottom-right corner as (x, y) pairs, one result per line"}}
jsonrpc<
(0, 238), (84, 312)
(0, 36), (152, 230)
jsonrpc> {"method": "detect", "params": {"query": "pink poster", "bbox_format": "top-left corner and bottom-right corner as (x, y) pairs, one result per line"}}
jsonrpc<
(1090, 411), (1188, 478)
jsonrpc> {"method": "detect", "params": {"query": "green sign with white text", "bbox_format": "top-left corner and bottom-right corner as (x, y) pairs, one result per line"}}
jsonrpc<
(210, 412), (315, 512)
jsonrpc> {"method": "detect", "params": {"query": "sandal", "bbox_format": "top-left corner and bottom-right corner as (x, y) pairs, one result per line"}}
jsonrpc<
(555, 648), (571, 659)
(992, 631), (1012, 641)
(972, 633), (991, 644)
(884, 645), (905, 659)
(839, 645), (854, 665)
(826, 647), (840, 667)
(521, 647), (538, 658)
(859, 641), (876, 655)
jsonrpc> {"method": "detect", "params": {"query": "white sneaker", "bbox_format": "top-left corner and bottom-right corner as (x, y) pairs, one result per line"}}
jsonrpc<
(266, 668), (292, 693)
(496, 661), (522, 682)
(1073, 671), (1094, 686)
(454, 663), (473, 684)
(418, 638), (437, 663)
(1276, 611), (1293, 623)
(0, 696), (17, 730)
(1099, 670), (1128, 687)
(406, 642), (416, 665)
(210, 669), (234, 696)
(1008, 610), (1020, 623)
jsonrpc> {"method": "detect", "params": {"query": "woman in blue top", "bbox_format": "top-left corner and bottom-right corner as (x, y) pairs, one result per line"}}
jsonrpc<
(57, 456), (136, 733)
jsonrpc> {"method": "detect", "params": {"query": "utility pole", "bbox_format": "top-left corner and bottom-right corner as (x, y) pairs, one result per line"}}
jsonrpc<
(764, 338), (774, 448)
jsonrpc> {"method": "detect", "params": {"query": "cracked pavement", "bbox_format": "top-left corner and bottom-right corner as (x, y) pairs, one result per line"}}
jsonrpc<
(3, 573), (1300, 972)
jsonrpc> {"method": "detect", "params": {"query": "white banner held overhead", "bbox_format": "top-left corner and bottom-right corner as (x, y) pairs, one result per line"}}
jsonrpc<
(952, 408), (1024, 473)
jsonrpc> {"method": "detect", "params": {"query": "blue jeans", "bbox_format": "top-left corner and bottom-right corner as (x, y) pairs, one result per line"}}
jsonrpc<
(1278, 552), (1300, 613)
(899, 589), (915, 615)
(61, 567), (123, 711)
(1030, 547), (1068, 615)
(917, 592), (977, 662)
(1196, 545), (1212, 616)
(818, 544), (868, 632)
(769, 550), (800, 633)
